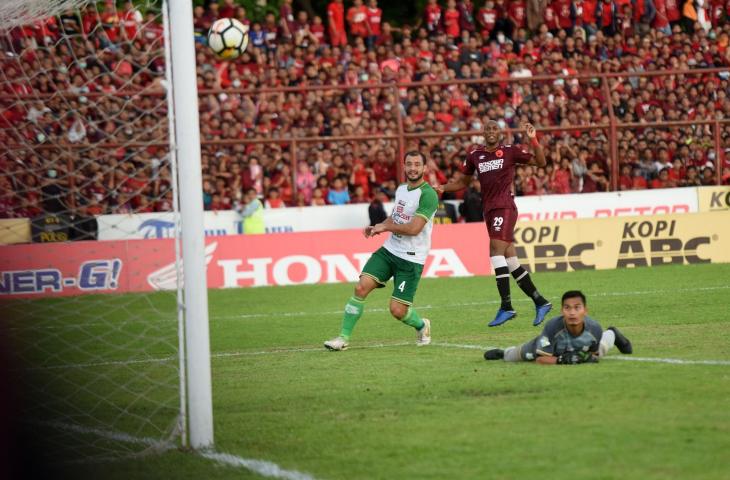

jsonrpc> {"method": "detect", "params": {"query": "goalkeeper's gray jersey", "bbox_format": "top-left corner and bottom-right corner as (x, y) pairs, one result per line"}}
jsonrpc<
(520, 315), (603, 361)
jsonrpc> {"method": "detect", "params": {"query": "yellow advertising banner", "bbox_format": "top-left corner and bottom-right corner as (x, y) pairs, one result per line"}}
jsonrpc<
(513, 211), (730, 272)
(697, 186), (730, 212)
(0, 218), (31, 245)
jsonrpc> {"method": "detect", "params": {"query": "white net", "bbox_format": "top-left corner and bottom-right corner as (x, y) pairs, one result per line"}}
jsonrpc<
(0, 0), (184, 463)
(0, 0), (89, 29)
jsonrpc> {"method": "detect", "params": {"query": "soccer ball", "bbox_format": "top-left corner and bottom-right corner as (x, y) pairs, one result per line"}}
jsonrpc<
(207, 18), (249, 60)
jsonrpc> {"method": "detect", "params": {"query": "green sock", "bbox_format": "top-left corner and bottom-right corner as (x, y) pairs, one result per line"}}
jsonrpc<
(401, 307), (425, 330)
(340, 296), (365, 340)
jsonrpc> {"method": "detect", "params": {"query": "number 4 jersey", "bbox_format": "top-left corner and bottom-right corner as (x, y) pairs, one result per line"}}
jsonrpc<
(382, 182), (439, 265)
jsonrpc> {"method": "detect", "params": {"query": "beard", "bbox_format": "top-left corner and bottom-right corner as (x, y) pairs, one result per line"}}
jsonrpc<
(406, 172), (423, 182)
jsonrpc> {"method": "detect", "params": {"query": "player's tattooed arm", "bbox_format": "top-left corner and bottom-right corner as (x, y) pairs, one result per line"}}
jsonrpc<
(523, 123), (546, 167)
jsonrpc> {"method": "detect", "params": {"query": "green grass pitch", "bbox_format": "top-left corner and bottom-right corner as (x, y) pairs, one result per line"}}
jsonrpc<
(7, 263), (730, 479)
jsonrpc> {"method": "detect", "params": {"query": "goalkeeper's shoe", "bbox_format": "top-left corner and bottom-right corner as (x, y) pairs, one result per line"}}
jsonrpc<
(484, 349), (504, 360)
(416, 318), (432, 346)
(324, 336), (349, 351)
(608, 326), (633, 354)
(533, 302), (553, 326)
(488, 308), (516, 327)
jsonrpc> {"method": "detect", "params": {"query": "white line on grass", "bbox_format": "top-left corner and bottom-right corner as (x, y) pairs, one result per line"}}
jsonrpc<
(200, 451), (317, 480)
(601, 356), (730, 366)
(27, 340), (730, 370)
(41, 421), (319, 480)
(37, 420), (172, 448)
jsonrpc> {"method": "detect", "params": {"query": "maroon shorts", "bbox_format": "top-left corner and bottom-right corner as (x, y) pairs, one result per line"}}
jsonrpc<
(484, 207), (517, 243)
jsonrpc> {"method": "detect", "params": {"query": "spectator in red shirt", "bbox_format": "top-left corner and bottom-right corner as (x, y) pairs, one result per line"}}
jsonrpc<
(280, 0), (296, 42)
(424, 0), (443, 35)
(664, 0), (682, 23)
(328, 0), (347, 46)
(631, 166), (648, 189)
(347, 0), (369, 39)
(265, 187), (286, 208)
(478, 0), (499, 39)
(218, 0), (236, 19)
(544, 1), (561, 33)
(558, 0), (577, 33)
(366, 0), (382, 49)
(597, 0), (618, 35)
(582, 162), (609, 192)
(653, 0), (673, 34)
(444, 0), (462, 38)
(650, 168), (676, 188)
(311, 15), (326, 44)
(508, 0), (528, 32)
(618, 164), (633, 190)
(458, 1), (477, 33)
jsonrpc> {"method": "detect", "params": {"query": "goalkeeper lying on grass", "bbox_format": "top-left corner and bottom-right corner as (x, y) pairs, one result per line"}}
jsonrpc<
(484, 290), (633, 365)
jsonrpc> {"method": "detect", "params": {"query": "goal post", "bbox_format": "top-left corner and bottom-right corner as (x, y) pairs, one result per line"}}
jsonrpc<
(165, 0), (214, 449)
(0, 0), (214, 456)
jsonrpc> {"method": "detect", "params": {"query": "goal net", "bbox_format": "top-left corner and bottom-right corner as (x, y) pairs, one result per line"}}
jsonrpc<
(0, 0), (192, 463)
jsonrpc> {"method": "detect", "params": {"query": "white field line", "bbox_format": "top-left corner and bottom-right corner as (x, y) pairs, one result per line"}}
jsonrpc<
(29, 340), (730, 370)
(37, 420), (171, 448)
(40, 421), (319, 480)
(601, 356), (730, 366)
(200, 451), (317, 480)
(6, 285), (730, 331)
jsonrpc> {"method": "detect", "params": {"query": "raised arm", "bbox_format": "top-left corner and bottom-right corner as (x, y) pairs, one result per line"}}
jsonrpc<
(524, 123), (546, 167)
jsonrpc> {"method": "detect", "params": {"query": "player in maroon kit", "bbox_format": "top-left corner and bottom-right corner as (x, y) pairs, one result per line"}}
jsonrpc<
(436, 121), (553, 327)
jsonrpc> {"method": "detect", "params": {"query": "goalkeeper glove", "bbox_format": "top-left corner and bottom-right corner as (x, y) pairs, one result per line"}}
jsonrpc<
(556, 351), (599, 365)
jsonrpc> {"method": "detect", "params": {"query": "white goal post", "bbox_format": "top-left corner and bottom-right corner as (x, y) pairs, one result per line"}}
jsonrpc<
(165, 0), (214, 449)
(0, 0), (214, 454)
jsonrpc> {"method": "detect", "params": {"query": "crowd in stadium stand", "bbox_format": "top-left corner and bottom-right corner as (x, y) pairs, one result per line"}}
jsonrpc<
(2, 0), (730, 219)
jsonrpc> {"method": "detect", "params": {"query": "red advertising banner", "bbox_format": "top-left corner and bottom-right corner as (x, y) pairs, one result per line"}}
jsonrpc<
(0, 223), (493, 298)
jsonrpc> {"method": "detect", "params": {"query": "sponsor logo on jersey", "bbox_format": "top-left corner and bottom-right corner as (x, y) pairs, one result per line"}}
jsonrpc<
(477, 159), (504, 173)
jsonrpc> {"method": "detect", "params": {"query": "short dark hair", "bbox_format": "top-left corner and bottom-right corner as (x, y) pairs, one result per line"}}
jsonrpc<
(561, 290), (586, 306)
(403, 150), (425, 164)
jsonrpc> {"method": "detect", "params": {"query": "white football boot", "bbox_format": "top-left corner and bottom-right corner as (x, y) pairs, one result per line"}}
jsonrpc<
(416, 318), (431, 346)
(324, 336), (349, 351)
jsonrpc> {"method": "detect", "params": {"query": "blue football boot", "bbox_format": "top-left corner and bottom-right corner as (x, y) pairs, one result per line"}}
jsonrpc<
(488, 308), (517, 327)
(533, 302), (553, 326)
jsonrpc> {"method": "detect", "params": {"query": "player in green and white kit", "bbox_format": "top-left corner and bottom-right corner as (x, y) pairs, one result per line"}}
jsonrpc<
(324, 151), (439, 351)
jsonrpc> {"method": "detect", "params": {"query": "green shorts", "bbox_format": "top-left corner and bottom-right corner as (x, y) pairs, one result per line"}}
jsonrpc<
(361, 247), (424, 306)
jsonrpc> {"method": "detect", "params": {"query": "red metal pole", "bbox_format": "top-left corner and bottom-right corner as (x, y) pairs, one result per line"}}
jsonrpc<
(602, 77), (619, 191)
(714, 119), (722, 185)
(291, 139), (298, 200)
(393, 85), (405, 182)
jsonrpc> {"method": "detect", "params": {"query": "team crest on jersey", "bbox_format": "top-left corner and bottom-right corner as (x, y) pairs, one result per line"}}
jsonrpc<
(495, 149), (504, 158)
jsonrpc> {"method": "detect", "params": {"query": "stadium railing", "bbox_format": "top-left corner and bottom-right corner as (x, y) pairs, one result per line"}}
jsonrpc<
(6, 66), (729, 201)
